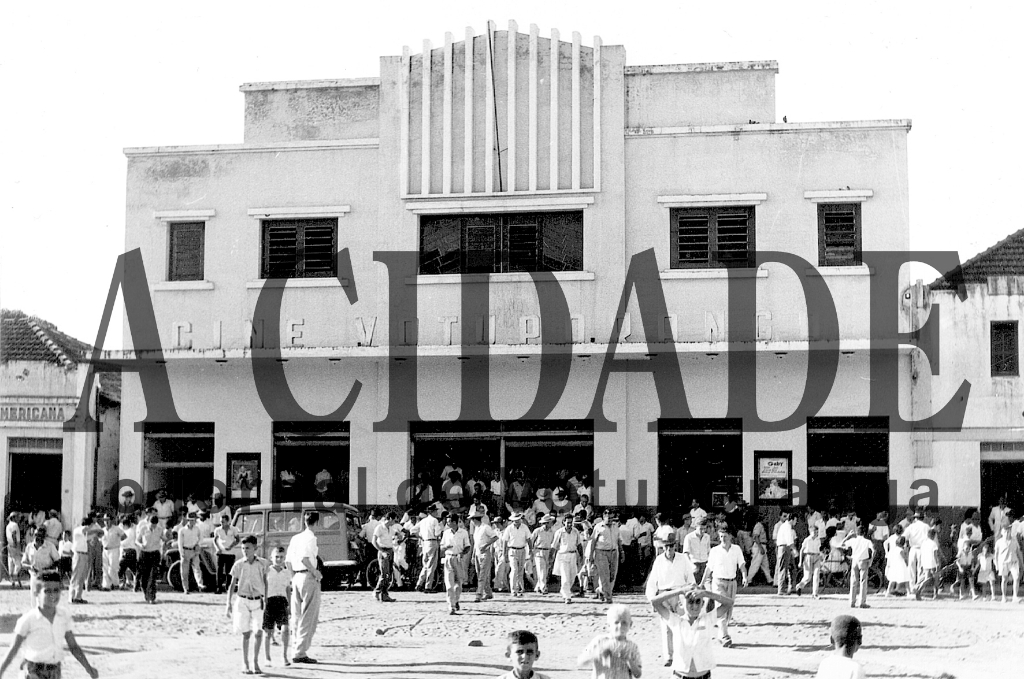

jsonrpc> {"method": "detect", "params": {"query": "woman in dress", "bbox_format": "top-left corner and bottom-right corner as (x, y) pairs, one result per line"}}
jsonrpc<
(884, 524), (909, 596)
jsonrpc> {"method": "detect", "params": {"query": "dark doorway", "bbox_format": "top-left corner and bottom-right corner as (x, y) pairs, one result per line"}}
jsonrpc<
(981, 460), (1024, 516)
(658, 419), (743, 518)
(273, 422), (350, 504)
(807, 417), (889, 520)
(8, 452), (62, 513)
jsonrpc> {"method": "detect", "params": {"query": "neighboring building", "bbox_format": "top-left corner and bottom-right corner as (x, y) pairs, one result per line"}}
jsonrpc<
(914, 228), (1024, 530)
(0, 310), (120, 524)
(115, 22), (916, 518)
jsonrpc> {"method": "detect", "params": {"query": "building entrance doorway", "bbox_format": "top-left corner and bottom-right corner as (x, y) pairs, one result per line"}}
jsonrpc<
(658, 419), (743, 517)
(807, 417), (889, 520)
(980, 442), (1024, 524)
(7, 437), (63, 514)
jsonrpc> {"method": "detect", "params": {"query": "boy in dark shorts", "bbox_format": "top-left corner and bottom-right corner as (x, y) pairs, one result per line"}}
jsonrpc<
(263, 546), (292, 667)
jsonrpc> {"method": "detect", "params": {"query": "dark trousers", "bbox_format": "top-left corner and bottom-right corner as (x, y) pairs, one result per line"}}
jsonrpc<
(217, 554), (236, 592)
(376, 549), (393, 598)
(139, 550), (161, 601)
(118, 550), (138, 581)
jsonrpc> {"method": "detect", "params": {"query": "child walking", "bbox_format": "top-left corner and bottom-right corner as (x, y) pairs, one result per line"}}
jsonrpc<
(0, 571), (99, 678)
(814, 614), (865, 679)
(497, 629), (550, 679)
(976, 541), (997, 600)
(651, 585), (733, 678)
(263, 546), (292, 667)
(884, 534), (909, 597)
(224, 535), (267, 675)
(954, 527), (977, 600)
(577, 604), (642, 679)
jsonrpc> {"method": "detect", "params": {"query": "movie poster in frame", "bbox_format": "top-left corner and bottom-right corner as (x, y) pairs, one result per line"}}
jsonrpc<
(755, 451), (792, 504)
(227, 452), (260, 501)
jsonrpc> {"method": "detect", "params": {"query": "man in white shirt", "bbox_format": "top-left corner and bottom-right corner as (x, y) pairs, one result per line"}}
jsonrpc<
(644, 533), (695, 665)
(701, 527), (747, 647)
(176, 513), (205, 594)
(415, 503), (444, 592)
(634, 514), (654, 567)
(152, 489), (176, 529)
(503, 512), (532, 597)
(100, 515), (124, 590)
(214, 513), (240, 594)
(903, 511), (929, 589)
(469, 507), (498, 602)
(774, 513), (797, 595)
(360, 509), (381, 546)
(806, 505), (823, 540)
(43, 511), (63, 549)
(989, 496), (1010, 538)
(285, 512), (321, 664)
(371, 512), (397, 603)
(683, 519), (711, 583)
(440, 514), (471, 614)
(68, 518), (91, 604)
(550, 514), (583, 603)
(689, 499), (708, 523)
(653, 513), (675, 554)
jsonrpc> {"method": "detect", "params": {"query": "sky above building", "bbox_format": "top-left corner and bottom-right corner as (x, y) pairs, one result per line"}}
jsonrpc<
(2, 1), (1020, 350)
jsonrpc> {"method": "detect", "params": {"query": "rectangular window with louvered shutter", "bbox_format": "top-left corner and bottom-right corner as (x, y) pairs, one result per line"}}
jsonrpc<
(260, 218), (338, 279)
(817, 203), (862, 267)
(670, 207), (755, 269)
(991, 321), (1019, 376)
(418, 211), (583, 274)
(168, 222), (205, 281)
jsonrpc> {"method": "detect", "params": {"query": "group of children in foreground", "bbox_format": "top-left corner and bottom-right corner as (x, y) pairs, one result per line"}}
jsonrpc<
(501, 595), (866, 679)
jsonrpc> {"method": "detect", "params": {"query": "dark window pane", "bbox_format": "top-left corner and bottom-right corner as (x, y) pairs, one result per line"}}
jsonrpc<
(715, 210), (750, 268)
(419, 211), (583, 274)
(168, 222), (204, 281)
(671, 207), (753, 269)
(261, 219), (337, 279)
(465, 224), (497, 273)
(819, 203), (861, 267)
(991, 321), (1019, 376)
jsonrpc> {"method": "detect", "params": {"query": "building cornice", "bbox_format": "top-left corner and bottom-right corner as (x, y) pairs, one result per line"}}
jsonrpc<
(625, 61), (778, 75)
(124, 139), (379, 157)
(239, 78), (380, 91)
(625, 119), (912, 138)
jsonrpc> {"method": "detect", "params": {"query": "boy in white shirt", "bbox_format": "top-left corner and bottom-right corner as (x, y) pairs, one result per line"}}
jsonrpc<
(814, 615), (865, 679)
(842, 524), (875, 608)
(651, 585), (733, 678)
(263, 546), (293, 667)
(441, 514), (471, 614)
(912, 528), (940, 601)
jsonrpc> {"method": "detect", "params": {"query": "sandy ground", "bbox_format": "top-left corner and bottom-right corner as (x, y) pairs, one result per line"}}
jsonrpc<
(0, 583), (1020, 679)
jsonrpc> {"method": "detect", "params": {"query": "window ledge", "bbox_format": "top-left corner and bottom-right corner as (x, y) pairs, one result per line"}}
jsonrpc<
(153, 280), (215, 291)
(247, 206), (350, 219)
(407, 271), (596, 285)
(245, 278), (349, 289)
(804, 266), (874, 277)
(154, 209), (215, 221)
(804, 190), (873, 203)
(660, 269), (768, 280)
(658, 193), (767, 208)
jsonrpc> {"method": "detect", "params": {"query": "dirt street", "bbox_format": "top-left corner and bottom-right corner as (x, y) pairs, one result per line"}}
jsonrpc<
(0, 584), (1019, 679)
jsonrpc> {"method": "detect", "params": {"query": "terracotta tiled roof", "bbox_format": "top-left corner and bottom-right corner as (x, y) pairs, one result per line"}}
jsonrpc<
(1, 309), (91, 367)
(930, 227), (1024, 290)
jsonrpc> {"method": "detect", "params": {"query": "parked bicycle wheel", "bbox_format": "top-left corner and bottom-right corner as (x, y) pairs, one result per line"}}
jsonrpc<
(365, 559), (381, 590)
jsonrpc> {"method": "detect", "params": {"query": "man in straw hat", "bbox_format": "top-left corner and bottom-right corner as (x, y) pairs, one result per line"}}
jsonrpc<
(415, 502), (445, 592)
(503, 512), (531, 597)
(645, 532), (696, 666)
(531, 514), (557, 594)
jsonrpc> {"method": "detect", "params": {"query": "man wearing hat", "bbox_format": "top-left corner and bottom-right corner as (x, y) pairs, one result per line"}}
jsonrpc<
(591, 509), (621, 603)
(152, 489), (176, 529)
(645, 532), (696, 666)
(415, 502), (445, 592)
(531, 514), (556, 594)
(491, 515), (510, 592)
(502, 512), (531, 597)
(177, 512), (205, 593)
(469, 507), (498, 602)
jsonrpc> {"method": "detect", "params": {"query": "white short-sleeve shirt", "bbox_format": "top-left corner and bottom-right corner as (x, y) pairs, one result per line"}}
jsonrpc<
(285, 528), (318, 571)
(15, 607), (74, 664)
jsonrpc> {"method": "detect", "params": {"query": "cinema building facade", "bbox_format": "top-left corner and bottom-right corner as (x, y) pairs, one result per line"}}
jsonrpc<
(114, 24), (938, 520)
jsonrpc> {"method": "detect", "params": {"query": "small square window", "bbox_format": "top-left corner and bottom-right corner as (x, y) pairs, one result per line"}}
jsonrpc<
(670, 206), (755, 269)
(261, 218), (338, 279)
(168, 222), (205, 281)
(817, 203), (862, 267)
(991, 321), (1019, 376)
